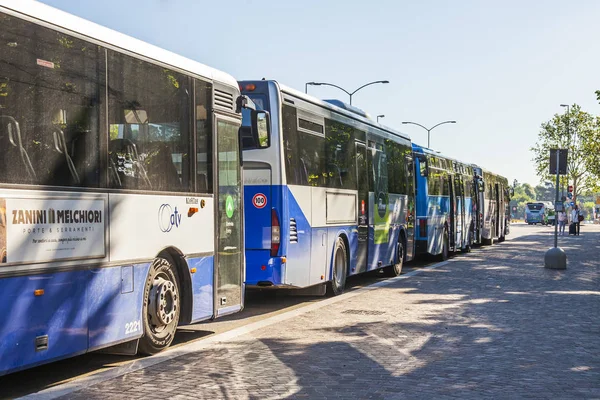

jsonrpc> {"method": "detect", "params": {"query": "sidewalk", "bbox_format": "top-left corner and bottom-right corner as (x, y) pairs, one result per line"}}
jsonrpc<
(37, 227), (600, 399)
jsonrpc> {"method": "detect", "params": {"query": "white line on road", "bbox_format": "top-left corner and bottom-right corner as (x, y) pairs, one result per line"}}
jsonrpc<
(22, 259), (452, 400)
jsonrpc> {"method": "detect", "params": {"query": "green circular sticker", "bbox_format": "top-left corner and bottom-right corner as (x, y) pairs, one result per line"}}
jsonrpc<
(225, 195), (234, 218)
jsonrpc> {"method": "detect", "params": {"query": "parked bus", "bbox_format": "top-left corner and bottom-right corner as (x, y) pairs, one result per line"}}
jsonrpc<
(240, 80), (415, 295)
(524, 202), (553, 225)
(412, 145), (475, 260)
(0, 1), (267, 376)
(472, 167), (511, 244)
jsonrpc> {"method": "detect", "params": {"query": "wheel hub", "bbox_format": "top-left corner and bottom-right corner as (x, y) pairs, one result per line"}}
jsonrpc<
(149, 277), (178, 326)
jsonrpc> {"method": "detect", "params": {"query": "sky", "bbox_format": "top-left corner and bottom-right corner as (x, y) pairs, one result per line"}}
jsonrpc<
(36, 0), (600, 186)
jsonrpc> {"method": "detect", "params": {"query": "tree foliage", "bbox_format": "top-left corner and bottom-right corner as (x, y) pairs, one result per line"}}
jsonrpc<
(510, 183), (536, 219)
(530, 104), (600, 202)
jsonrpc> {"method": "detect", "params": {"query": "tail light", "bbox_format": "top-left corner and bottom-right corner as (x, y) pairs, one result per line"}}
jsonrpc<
(271, 208), (280, 257)
(419, 218), (427, 237)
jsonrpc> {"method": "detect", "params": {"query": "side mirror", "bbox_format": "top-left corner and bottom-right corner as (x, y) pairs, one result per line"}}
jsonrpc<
(251, 110), (270, 148)
(417, 155), (428, 177)
(477, 180), (485, 192)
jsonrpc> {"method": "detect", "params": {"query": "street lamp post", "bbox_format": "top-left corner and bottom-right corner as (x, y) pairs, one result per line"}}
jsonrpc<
(377, 114), (385, 123)
(305, 80), (389, 105)
(401, 120), (457, 148)
(560, 104), (569, 203)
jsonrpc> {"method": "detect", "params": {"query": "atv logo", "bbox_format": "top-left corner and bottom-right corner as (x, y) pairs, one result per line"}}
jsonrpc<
(377, 192), (388, 218)
(158, 204), (182, 233)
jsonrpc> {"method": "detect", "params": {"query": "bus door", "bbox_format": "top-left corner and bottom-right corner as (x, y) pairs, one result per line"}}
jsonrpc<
(214, 116), (243, 317)
(355, 142), (368, 274)
(474, 177), (484, 243)
(454, 175), (465, 249)
(496, 183), (504, 236)
(494, 183), (501, 238)
(447, 174), (456, 250)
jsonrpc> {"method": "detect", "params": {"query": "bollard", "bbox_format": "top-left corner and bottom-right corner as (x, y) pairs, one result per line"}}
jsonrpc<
(544, 247), (567, 269)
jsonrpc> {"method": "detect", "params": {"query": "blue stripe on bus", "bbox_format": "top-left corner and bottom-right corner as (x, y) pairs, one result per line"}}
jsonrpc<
(244, 185), (402, 287)
(0, 254), (214, 376)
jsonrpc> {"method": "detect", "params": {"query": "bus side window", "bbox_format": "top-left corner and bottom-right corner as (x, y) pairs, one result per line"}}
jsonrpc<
(0, 14), (102, 188)
(107, 51), (192, 192)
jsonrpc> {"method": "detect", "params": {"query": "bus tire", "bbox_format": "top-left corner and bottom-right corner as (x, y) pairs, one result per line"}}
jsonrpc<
(384, 239), (404, 277)
(138, 257), (181, 355)
(462, 233), (472, 253)
(436, 229), (449, 261)
(327, 238), (347, 296)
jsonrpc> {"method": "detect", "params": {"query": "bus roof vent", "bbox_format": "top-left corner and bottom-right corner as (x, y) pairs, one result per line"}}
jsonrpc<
(323, 99), (371, 119)
(214, 88), (235, 112)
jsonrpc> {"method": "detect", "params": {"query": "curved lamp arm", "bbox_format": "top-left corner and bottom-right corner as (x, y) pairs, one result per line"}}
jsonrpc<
(402, 121), (429, 131)
(429, 120), (457, 131)
(350, 80), (389, 96)
(310, 82), (351, 96)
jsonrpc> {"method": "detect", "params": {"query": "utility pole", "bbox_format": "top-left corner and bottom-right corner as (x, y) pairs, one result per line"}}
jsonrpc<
(544, 148), (568, 270)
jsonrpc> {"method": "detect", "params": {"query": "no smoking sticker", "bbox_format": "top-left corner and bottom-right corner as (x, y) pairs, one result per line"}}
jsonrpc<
(252, 193), (267, 209)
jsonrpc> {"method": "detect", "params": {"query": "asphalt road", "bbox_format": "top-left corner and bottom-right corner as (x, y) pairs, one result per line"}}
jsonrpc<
(0, 223), (545, 399)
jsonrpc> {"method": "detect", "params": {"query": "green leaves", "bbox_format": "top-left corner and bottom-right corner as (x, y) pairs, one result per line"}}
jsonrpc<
(530, 104), (600, 200)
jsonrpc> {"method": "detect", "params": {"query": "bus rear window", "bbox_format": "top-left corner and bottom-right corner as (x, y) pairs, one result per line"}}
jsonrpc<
(527, 203), (543, 211)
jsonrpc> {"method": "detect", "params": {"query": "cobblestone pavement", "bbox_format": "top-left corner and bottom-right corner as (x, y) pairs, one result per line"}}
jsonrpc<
(55, 227), (600, 399)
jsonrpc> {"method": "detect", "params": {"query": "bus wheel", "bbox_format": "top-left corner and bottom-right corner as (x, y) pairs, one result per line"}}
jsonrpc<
(462, 236), (472, 253)
(385, 239), (404, 277)
(327, 238), (347, 296)
(139, 257), (181, 355)
(436, 229), (449, 261)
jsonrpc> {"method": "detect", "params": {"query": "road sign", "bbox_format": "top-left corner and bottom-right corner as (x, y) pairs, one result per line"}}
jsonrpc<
(570, 201), (575, 207)
(252, 193), (267, 209)
(567, 193), (573, 199)
(549, 149), (568, 175)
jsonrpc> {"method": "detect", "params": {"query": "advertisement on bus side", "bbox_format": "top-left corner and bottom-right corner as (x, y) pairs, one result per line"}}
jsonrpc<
(1, 197), (105, 264)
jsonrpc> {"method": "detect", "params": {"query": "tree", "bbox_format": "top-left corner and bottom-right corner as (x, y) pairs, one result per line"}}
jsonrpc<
(582, 115), (600, 193)
(582, 201), (595, 221)
(596, 90), (600, 104)
(534, 182), (555, 202)
(520, 183), (536, 199)
(531, 104), (600, 203)
(511, 183), (536, 219)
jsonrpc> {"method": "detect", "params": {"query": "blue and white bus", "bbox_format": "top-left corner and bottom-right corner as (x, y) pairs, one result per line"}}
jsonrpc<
(0, 1), (267, 375)
(472, 167), (511, 244)
(240, 80), (415, 295)
(524, 202), (553, 225)
(412, 144), (476, 260)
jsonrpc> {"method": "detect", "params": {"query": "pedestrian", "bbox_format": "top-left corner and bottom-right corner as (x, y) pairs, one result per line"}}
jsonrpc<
(570, 205), (582, 236)
(558, 210), (567, 235)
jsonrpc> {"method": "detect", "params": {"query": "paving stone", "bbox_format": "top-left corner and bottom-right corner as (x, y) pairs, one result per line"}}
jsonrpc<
(59, 227), (600, 399)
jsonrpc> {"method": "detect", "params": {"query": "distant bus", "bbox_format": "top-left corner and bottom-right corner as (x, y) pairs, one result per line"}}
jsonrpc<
(412, 145), (476, 260)
(525, 202), (553, 225)
(472, 167), (511, 244)
(240, 80), (415, 295)
(0, 1), (266, 375)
